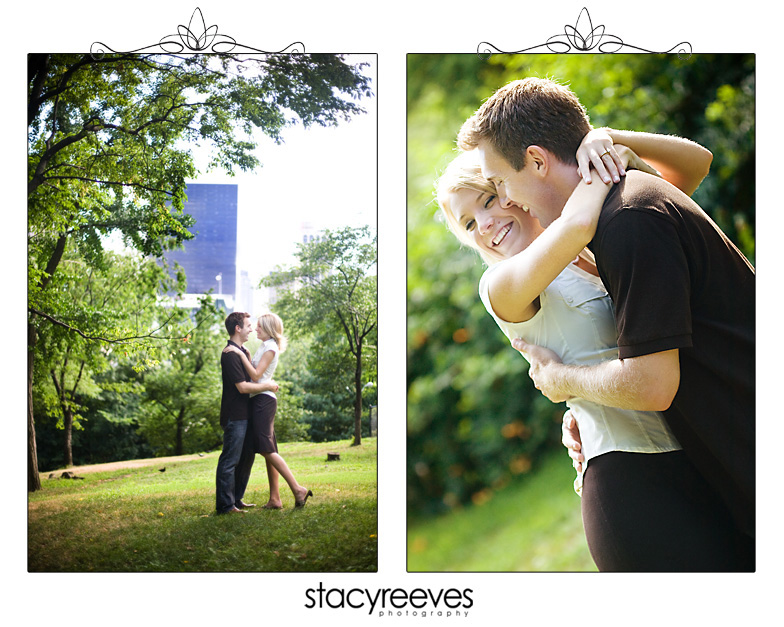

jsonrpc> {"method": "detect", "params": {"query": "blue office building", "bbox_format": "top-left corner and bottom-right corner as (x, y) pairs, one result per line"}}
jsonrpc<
(165, 183), (238, 308)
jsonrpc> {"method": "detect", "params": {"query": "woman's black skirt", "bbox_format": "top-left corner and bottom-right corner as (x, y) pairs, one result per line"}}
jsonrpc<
(249, 394), (278, 454)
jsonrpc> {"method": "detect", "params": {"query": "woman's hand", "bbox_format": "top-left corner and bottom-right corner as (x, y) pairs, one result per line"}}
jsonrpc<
(561, 410), (585, 474)
(222, 345), (241, 355)
(576, 128), (626, 185)
(614, 145), (661, 178)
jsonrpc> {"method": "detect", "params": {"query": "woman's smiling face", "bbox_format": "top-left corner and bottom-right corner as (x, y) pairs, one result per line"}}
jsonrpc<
(256, 319), (271, 341)
(450, 187), (544, 262)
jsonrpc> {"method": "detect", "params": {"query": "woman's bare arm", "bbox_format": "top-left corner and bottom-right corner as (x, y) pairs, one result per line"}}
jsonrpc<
(487, 177), (613, 323)
(581, 128), (712, 196)
(225, 345), (275, 380)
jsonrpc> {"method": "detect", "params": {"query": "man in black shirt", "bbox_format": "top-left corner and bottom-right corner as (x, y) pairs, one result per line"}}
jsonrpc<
(458, 77), (754, 568)
(216, 312), (278, 514)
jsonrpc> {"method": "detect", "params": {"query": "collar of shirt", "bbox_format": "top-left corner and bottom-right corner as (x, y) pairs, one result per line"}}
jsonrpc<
(226, 340), (250, 358)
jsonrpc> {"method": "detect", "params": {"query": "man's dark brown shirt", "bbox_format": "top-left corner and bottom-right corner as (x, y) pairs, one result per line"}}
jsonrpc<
(589, 171), (755, 538)
(219, 340), (252, 428)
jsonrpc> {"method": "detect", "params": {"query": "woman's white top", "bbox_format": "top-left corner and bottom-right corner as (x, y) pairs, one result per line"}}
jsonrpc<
(250, 338), (279, 399)
(478, 261), (681, 493)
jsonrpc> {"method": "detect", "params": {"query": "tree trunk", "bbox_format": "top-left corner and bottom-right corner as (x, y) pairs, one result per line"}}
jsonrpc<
(28, 322), (41, 491)
(352, 342), (363, 446)
(28, 235), (68, 491)
(175, 407), (185, 456)
(50, 368), (75, 467)
(63, 409), (74, 467)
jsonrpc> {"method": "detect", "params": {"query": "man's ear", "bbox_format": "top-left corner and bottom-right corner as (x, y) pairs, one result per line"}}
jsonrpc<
(526, 145), (549, 176)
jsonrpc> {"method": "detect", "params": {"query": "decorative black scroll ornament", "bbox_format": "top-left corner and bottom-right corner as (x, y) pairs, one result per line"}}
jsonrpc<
(91, 7), (304, 58)
(478, 8), (691, 59)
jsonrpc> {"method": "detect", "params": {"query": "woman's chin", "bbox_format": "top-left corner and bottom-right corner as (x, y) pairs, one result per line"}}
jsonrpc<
(498, 243), (527, 260)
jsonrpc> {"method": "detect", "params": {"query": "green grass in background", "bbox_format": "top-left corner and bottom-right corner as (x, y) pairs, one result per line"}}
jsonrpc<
(28, 439), (377, 572)
(407, 452), (596, 572)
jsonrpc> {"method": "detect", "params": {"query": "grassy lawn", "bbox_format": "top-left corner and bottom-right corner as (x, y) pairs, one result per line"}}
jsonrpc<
(28, 438), (377, 572)
(407, 451), (597, 572)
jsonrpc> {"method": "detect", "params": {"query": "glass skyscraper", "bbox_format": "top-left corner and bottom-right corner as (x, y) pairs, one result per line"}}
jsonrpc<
(165, 183), (238, 306)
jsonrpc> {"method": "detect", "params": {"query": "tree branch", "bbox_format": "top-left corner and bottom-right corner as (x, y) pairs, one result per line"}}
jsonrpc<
(40, 175), (176, 196)
(39, 234), (68, 291)
(28, 306), (192, 344)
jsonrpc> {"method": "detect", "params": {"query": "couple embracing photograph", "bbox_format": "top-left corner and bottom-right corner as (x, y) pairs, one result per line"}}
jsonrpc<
(27, 51), (378, 575)
(216, 311), (313, 515)
(407, 54), (754, 572)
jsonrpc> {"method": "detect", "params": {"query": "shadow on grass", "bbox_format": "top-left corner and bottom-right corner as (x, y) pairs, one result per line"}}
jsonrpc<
(29, 439), (377, 572)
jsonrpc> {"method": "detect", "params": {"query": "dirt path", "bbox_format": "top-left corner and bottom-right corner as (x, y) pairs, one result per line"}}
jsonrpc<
(45, 453), (213, 476)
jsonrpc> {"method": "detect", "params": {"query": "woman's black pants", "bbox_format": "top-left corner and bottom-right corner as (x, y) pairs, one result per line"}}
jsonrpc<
(581, 450), (754, 572)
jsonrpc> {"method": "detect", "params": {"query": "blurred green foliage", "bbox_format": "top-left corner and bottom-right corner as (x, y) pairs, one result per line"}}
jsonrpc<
(407, 54), (755, 518)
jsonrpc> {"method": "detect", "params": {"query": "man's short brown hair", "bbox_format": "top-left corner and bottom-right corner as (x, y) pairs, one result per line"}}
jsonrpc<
(224, 311), (250, 336)
(457, 77), (591, 171)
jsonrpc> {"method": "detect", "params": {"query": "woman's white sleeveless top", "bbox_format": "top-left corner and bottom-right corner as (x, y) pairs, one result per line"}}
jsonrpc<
(479, 262), (680, 493)
(250, 338), (279, 399)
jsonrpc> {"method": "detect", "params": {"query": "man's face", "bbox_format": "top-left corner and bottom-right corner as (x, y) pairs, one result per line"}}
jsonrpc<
(476, 140), (560, 228)
(238, 317), (253, 344)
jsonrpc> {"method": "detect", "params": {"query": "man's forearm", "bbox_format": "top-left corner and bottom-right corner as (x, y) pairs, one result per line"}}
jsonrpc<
(546, 351), (679, 412)
(236, 380), (276, 394)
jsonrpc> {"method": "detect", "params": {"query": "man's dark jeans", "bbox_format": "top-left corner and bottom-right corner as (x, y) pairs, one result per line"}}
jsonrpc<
(215, 419), (255, 513)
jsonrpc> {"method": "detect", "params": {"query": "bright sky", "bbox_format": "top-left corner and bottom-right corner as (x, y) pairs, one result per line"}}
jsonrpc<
(189, 54), (376, 292)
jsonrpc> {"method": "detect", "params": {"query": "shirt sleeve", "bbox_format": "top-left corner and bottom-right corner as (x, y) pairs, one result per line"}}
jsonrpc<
(223, 352), (248, 384)
(597, 208), (693, 359)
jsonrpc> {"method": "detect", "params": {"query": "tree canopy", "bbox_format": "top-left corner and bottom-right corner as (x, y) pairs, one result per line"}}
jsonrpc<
(27, 52), (372, 489)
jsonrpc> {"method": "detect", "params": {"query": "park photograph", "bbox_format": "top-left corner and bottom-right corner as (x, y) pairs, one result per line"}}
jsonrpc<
(407, 53), (755, 572)
(27, 49), (378, 573)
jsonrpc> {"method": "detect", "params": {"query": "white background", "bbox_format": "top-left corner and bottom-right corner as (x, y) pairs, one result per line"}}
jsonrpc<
(7, 1), (781, 625)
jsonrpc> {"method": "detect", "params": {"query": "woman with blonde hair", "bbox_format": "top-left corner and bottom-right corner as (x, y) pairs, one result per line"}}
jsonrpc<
(435, 128), (747, 570)
(225, 312), (312, 509)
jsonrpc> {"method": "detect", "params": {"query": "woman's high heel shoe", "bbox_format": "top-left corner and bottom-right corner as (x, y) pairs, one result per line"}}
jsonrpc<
(295, 489), (313, 508)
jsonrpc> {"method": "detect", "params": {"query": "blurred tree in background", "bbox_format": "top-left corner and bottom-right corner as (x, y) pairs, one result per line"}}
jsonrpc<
(407, 54), (754, 519)
(264, 227), (378, 446)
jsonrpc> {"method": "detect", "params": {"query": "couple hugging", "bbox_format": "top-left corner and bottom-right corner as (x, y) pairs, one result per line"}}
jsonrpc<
(215, 311), (312, 515)
(435, 78), (754, 571)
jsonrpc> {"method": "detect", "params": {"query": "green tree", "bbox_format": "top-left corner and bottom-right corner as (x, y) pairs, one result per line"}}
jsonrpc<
(28, 52), (372, 490)
(290, 333), (377, 442)
(264, 226), (377, 446)
(266, 379), (310, 444)
(137, 297), (224, 456)
(33, 248), (177, 467)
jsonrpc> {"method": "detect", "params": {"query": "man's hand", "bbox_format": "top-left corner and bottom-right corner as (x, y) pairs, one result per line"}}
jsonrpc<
(236, 379), (278, 395)
(561, 410), (585, 474)
(511, 338), (572, 403)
